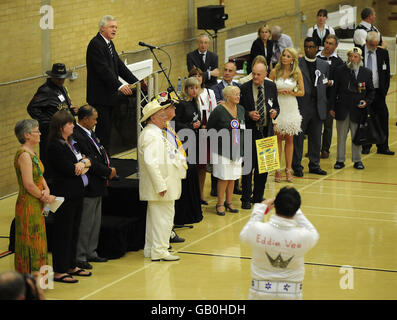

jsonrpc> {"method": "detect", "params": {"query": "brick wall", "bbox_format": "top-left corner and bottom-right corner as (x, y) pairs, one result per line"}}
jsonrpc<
(0, 0), (391, 197)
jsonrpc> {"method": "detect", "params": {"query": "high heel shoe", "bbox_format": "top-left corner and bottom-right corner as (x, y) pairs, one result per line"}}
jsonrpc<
(224, 202), (239, 213)
(285, 168), (293, 182)
(216, 204), (225, 216)
(275, 169), (282, 183)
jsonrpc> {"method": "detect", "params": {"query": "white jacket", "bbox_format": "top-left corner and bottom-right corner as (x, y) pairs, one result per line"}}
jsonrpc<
(240, 203), (319, 282)
(138, 123), (187, 201)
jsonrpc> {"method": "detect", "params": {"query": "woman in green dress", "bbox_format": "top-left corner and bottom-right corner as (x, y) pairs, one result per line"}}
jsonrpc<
(207, 86), (245, 216)
(14, 119), (55, 275)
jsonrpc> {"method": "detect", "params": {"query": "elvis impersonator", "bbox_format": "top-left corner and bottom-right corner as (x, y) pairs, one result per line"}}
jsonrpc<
(138, 99), (187, 261)
(240, 186), (319, 299)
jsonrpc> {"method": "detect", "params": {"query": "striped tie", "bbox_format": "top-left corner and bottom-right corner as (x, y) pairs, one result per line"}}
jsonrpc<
(108, 42), (113, 57)
(257, 86), (265, 125)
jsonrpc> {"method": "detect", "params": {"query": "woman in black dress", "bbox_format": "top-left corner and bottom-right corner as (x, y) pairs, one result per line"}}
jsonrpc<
(173, 77), (203, 225)
(248, 24), (273, 74)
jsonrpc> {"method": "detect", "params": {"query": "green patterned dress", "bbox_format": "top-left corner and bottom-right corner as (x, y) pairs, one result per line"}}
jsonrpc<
(14, 149), (48, 273)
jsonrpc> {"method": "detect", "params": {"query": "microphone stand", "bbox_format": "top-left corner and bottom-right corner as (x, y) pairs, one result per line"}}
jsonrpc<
(148, 46), (180, 100)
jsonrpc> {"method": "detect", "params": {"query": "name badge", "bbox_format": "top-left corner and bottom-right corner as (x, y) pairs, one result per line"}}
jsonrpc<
(58, 94), (65, 102)
(382, 63), (387, 70)
(268, 99), (273, 107)
(240, 123), (246, 130)
(327, 60), (332, 65)
(323, 78), (328, 85)
(76, 152), (83, 161)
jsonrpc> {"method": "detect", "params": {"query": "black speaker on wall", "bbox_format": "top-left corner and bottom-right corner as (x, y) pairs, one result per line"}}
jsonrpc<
(197, 5), (228, 31)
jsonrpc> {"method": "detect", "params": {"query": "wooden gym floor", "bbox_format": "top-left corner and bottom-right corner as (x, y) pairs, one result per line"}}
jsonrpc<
(0, 77), (396, 300)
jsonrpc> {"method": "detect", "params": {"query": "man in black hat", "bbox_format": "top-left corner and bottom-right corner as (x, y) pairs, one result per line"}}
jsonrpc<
(27, 63), (78, 168)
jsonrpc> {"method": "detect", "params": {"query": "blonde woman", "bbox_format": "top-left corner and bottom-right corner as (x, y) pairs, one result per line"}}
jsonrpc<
(248, 24), (273, 73)
(269, 48), (305, 182)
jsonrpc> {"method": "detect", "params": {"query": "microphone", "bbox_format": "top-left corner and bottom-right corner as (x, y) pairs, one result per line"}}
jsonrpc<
(138, 41), (159, 50)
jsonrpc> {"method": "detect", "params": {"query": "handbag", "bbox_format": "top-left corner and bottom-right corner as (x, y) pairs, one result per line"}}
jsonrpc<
(353, 108), (386, 146)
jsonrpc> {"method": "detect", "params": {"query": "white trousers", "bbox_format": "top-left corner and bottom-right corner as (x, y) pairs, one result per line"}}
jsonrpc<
(248, 288), (302, 300)
(248, 280), (303, 300)
(144, 200), (175, 260)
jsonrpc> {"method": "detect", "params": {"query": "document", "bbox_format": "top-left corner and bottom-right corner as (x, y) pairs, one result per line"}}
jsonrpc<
(255, 135), (280, 174)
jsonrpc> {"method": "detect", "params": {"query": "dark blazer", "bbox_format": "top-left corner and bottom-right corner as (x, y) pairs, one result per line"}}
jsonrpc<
(86, 33), (139, 107)
(247, 38), (273, 74)
(297, 57), (329, 121)
(362, 46), (391, 97)
(211, 81), (240, 103)
(329, 64), (375, 123)
(187, 50), (218, 88)
(47, 139), (85, 200)
(239, 79), (280, 137)
(73, 125), (111, 197)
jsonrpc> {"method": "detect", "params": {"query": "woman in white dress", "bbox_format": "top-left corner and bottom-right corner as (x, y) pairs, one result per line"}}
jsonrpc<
(188, 67), (217, 204)
(269, 48), (304, 182)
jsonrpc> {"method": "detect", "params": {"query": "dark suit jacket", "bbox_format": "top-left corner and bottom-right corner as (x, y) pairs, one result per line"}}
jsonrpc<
(187, 50), (218, 88)
(86, 33), (139, 107)
(239, 79), (280, 137)
(47, 139), (85, 200)
(247, 38), (273, 74)
(362, 46), (391, 97)
(329, 64), (375, 123)
(211, 81), (240, 103)
(73, 125), (111, 197)
(297, 57), (329, 121)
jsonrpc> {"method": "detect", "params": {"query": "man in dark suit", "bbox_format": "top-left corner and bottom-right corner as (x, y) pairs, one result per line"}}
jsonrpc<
(239, 56), (279, 210)
(211, 61), (240, 104)
(73, 105), (117, 269)
(361, 31), (393, 155)
(329, 47), (375, 170)
(27, 63), (78, 169)
(316, 35), (344, 159)
(86, 15), (140, 151)
(187, 34), (219, 88)
(293, 37), (329, 177)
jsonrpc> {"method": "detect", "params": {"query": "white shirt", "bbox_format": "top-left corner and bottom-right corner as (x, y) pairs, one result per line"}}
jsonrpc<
(198, 50), (212, 80)
(307, 24), (335, 50)
(100, 33), (125, 91)
(353, 21), (381, 47)
(198, 88), (217, 119)
(240, 203), (319, 282)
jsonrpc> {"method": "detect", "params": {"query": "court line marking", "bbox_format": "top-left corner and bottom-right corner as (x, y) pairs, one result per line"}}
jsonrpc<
(303, 205), (397, 217)
(177, 251), (397, 274)
(79, 135), (396, 299)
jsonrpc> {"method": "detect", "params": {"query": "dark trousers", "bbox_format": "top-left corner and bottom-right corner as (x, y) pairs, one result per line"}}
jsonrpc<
(293, 102), (323, 172)
(321, 106), (333, 153)
(38, 123), (49, 171)
(363, 90), (390, 151)
(94, 104), (113, 152)
(241, 127), (268, 203)
(52, 197), (83, 273)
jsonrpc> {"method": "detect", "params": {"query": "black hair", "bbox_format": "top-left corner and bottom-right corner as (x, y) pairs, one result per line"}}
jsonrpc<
(274, 187), (301, 218)
(317, 9), (328, 17)
(77, 105), (97, 121)
(361, 8), (374, 20)
(304, 37), (317, 46)
(48, 109), (75, 143)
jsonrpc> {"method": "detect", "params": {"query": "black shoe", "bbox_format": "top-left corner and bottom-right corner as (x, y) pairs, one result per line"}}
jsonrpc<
(250, 197), (265, 204)
(88, 256), (108, 263)
(334, 162), (345, 169)
(224, 202), (239, 213)
(210, 190), (217, 197)
(293, 170), (303, 177)
(377, 149), (395, 155)
(309, 167), (327, 175)
(361, 148), (370, 154)
(170, 234), (185, 243)
(200, 199), (208, 205)
(353, 161), (365, 169)
(76, 261), (93, 270)
(216, 204), (225, 216)
(241, 201), (251, 210)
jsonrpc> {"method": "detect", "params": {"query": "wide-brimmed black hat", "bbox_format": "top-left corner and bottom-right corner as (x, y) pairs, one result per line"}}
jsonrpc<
(46, 63), (72, 79)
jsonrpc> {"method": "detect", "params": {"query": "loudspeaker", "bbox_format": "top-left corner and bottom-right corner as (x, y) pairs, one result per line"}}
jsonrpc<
(197, 5), (228, 31)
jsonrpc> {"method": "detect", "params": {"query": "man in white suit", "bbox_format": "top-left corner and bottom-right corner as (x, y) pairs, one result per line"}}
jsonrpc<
(138, 100), (187, 261)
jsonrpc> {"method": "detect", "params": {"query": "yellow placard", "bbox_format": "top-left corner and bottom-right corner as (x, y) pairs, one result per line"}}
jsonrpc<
(255, 135), (280, 174)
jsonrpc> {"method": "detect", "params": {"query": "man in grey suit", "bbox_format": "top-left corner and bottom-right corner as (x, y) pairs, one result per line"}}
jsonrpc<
(292, 37), (329, 177)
